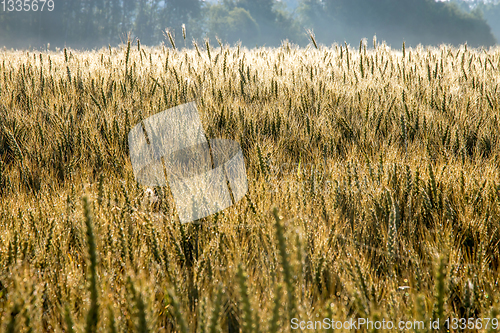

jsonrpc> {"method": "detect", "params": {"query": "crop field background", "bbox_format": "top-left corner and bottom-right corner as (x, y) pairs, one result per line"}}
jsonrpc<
(0, 38), (500, 332)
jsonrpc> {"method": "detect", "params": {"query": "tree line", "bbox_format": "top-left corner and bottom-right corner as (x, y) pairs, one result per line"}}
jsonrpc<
(0, 0), (497, 50)
(449, 0), (500, 44)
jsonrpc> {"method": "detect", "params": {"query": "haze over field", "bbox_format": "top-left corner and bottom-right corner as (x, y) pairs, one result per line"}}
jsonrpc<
(1, 0), (500, 49)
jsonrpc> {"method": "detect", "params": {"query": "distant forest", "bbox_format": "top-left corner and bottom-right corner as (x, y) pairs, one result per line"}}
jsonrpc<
(449, 0), (500, 46)
(0, 0), (499, 49)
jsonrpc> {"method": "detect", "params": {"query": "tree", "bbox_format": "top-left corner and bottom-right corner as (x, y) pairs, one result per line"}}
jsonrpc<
(237, 0), (275, 24)
(0, 0), (495, 49)
(475, 2), (500, 43)
(108, 0), (123, 44)
(298, 0), (496, 47)
(207, 0), (306, 47)
(135, 0), (159, 45)
(297, 0), (337, 44)
(161, 0), (203, 47)
(208, 5), (260, 46)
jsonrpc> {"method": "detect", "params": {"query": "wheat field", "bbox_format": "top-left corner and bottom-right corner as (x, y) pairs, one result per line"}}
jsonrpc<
(0, 38), (500, 332)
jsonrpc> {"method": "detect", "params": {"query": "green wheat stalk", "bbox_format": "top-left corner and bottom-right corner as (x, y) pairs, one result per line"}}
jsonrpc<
(273, 208), (297, 320)
(83, 196), (99, 333)
(64, 305), (76, 333)
(108, 305), (117, 333)
(165, 30), (176, 50)
(6, 303), (20, 333)
(308, 30), (318, 50)
(166, 288), (188, 333)
(237, 263), (255, 333)
(127, 277), (149, 333)
(208, 287), (223, 333)
(432, 255), (447, 322)
(268, 284), (282, 333)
